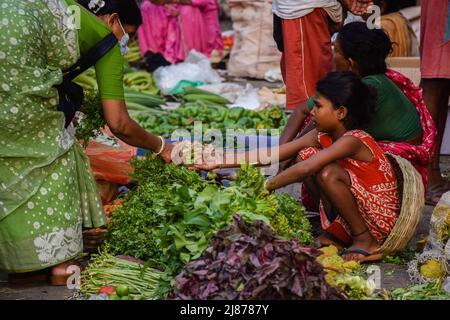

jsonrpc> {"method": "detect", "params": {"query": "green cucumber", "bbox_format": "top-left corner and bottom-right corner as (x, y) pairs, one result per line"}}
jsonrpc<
(183, 94), (231, 105)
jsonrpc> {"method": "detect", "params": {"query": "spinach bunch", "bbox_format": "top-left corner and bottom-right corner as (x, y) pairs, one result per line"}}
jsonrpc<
(106, 156), (313, 276)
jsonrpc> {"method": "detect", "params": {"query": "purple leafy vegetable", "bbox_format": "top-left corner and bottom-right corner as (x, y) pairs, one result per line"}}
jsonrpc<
(170, 215), (345, 300)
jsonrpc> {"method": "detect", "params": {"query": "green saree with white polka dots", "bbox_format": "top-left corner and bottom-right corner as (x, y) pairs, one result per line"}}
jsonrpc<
(0, 0), (106, 273)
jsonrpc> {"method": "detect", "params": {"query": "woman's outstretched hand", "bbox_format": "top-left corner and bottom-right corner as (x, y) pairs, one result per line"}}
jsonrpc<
(192, 161), (220, 171)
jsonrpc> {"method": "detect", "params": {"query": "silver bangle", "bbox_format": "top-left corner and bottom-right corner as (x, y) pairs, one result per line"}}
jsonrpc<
(154, 136), (166, 156)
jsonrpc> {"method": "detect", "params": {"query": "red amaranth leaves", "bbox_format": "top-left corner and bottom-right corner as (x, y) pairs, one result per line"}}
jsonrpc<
(170, 215), (346, 300)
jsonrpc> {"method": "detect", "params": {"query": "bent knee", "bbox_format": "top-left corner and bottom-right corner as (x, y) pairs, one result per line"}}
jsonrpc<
(317, 164), (349, 185)
(294, 154), (303, 164)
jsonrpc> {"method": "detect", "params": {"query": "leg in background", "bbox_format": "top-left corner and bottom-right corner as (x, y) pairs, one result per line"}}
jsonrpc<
(421, 78), (450, 203)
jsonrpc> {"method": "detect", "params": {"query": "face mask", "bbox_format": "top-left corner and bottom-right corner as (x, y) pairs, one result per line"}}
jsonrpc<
(119, 33), (130, 56)
(117, 19), (129, 56)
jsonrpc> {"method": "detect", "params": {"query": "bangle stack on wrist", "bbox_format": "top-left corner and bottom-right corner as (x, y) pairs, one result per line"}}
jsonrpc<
(154, 136), (166, 156)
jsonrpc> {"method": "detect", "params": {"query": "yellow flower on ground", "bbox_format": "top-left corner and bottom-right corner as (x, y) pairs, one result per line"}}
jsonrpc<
(319, 245), (339, 257)
(419, 259), (446, 279)
(343, 260), (361, 273)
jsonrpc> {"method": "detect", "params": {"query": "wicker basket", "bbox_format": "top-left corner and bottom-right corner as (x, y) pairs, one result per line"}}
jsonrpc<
(380, 154), (425, 255)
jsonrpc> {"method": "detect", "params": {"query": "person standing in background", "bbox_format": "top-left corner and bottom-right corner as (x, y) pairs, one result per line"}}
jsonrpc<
(421, 0), (450, 205)
(273, 0), (372, 147)
(137, 0), (223, 66)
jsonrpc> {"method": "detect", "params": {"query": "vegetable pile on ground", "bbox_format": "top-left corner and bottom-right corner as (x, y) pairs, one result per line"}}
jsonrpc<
(123, 70), (160, 96)
(131, 87), (287, 140)
(106, 156), (312, 277)
(385, 281), (450, 300)
(73, 68), (285, 146)
(80, 250), (171, 300)
(317, 246), (376, 300)
(169, 214), (345, 300)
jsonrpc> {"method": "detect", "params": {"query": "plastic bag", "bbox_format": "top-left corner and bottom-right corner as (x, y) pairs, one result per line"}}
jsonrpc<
(96, 180), (119, 205)
(199, 82), (246, 103)
(408, 191), (450, 284)
(264, 67), (283, 83)
(228, 83), (260, 110)
(258, 87), (286, 110)
(227, 0), (281, 79)
(424, 191), (450, 257)
(86, 140), (136, 185)
(153, 50), (223, 95)
(169, 80), (205, 95)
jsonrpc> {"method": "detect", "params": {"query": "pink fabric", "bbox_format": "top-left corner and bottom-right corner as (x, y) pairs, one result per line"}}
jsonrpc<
(201, 0), (224, 54)
(137, 0), (223, 64)
(420, 0), (450, 78)
(378, 69), (437, 189)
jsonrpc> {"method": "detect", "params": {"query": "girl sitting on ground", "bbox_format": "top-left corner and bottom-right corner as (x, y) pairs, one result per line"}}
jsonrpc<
(195, 72), (400, 262)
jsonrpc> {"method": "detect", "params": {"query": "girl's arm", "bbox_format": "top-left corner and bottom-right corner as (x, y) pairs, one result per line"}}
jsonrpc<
(279, 101), (310, 145)
(197, 129), (320, 170)
(265, 135), (362, 190)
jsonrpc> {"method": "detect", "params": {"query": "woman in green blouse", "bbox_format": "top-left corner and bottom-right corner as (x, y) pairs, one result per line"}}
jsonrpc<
(281, 22), (423, 146)
(0, 0), (172, 282)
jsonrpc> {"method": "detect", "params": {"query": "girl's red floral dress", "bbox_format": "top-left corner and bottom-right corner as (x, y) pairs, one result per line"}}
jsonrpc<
(299, 130), (401, 245)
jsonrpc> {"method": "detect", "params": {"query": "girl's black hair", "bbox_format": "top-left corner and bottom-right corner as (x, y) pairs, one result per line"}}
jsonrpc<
(337, 22), (392, 77)
(78, 0), (142, 26)
(316, 72), (377, 130)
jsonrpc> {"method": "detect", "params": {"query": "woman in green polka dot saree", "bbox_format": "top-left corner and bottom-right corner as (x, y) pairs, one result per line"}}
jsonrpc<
(0, 0), (173, 277)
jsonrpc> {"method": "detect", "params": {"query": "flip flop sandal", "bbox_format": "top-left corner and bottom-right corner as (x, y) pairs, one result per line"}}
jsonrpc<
(340, 248), (383, 263)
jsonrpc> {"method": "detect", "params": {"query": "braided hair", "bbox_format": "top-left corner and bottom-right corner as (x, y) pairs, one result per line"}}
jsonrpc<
(337, 22), (393, 78)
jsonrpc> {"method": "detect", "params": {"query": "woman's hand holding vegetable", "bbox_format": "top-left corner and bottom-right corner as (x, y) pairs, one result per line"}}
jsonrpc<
(159, 142), (174, 163)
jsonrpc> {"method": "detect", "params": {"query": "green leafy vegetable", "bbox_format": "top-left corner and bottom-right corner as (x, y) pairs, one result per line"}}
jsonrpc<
(75, 88), (106, 147)
(106, 157), (313, 277)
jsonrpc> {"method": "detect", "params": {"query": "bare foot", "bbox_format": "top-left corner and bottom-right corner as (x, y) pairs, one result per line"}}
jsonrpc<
(316, 233), (345, 250)
(341, 230), (380, 262)
(50, 260), (76, 286)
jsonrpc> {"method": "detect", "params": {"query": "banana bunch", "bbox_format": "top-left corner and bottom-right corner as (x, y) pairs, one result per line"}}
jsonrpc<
(73, 68), (98, 91)
(124, 40), (142, 63)
(123, 71), (159, 95)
